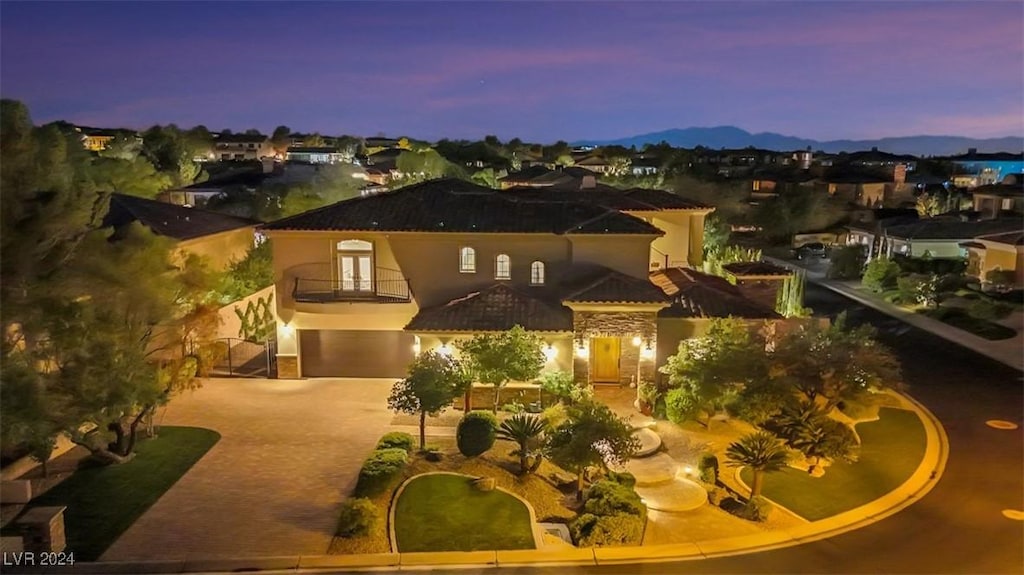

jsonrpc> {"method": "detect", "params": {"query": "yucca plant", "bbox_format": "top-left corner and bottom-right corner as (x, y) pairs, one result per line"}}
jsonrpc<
(726, 431), (789, 497)
(496, 413), (547, 474)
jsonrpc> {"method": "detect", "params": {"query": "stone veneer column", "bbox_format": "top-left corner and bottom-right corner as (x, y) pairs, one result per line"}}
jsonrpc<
(572, 310), (658, 386)
(277, 356), (299, 379)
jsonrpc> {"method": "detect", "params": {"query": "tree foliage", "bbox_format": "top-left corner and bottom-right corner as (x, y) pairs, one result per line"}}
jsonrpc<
(457, 325), (545, 412)
(388, 351), (471, 450)
(862, 257), (901, 293)
(497, 413), (548, 474)
(545, 399), (639, 497)
(725, 431), (789, 497)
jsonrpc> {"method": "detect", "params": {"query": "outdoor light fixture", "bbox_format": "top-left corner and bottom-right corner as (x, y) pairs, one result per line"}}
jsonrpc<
(632, 335), (642, 347)
(280, 323), (294, 337)
(683, 465), (693, 475)
(641, 344), (655, 360)
(437, 342), (451, 356)
(543, 343), (558, 362)
(575, 343), (589, 358)
(412, 336), (421, 356)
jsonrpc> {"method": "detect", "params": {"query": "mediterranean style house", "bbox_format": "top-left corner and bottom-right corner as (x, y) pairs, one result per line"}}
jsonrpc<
(262, 177), (783, 383)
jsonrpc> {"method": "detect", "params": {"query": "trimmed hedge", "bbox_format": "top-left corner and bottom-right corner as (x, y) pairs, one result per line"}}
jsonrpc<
(967, 298), (1013, 321)
(606, 470), (637, 488)
(354, 447), (409, 497)
(569, 513), (645, 547)
(456, 411), (497, 457)
(698, 453), (719, 485)
(582, 480), (646, 518)
(665, 387), (699, 424)
(336, 497), (379, 537)
(377, 432), (415, 453)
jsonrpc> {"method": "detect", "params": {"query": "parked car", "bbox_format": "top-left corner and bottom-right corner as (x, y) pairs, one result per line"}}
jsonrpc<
(793, 242), (828, 260)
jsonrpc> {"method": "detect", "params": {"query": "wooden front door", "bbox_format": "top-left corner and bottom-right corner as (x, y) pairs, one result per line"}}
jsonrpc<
(591, 337), (620, 383)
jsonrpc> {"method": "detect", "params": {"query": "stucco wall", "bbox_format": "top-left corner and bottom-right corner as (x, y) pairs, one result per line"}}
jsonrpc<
(567, 235), (653, 279)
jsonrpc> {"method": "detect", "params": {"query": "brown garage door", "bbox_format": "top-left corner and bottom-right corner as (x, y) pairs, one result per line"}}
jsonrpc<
(299, 330), (415, 378)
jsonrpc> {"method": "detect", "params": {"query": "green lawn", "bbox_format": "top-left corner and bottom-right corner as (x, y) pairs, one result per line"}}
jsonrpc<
(18, 426), (220, 560)
(742, 407), (927, 521)
(394, 474), (535, 552)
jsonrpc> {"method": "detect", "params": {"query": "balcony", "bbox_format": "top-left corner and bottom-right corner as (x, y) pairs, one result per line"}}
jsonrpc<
(293, 267), (412, 303)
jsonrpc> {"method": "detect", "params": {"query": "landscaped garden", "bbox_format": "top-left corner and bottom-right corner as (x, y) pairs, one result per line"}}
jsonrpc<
(740, 407), (926, 520)
(9, 426), (219, 561)
(393, 473), (535, 552)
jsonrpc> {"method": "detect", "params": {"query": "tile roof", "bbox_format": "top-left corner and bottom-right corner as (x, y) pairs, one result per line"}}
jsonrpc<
(650, 267), (781, 319)
(103, 194), (258, 241)
(262, 178), (663, 235)
(723, 261), (793, 277)
(883, 218), (1024, 241)
(502, 185), (709, 211)
(405, 284), (573, 333)
(561, 269), (669, 305)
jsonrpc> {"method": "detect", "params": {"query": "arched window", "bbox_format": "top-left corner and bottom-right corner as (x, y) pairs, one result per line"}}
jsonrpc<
(459, 247), (476, 273)
(530, 261), (545, 285)
(495, 254), (511, 280)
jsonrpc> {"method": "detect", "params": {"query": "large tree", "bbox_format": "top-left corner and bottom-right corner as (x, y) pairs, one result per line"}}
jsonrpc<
(769, 313), (901, 410)
(387, 351), (471, 450)
(545, 399), (639, 498)
(457, 325), (545, 412)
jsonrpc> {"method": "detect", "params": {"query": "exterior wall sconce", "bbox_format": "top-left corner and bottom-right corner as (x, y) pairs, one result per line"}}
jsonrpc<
(437, 342), (452, 356)
(280, 323), (294, 338)
(543, 343), (558, 362)
(412, 335), (421, 356)
(641, 344), (655, 360)
(575, 343), (589, 359)
(631, 335), (642, 347)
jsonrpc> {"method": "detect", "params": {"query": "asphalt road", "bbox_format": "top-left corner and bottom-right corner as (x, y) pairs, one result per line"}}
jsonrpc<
(406, 283), (1024, 575)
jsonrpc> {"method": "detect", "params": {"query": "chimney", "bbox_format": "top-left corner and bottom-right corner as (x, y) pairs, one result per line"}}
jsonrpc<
(580, 175), (597, 189)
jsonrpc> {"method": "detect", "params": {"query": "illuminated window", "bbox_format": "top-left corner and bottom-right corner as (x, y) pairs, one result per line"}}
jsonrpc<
(530, 261), (545, 285)
(495, 254), (511, 280)
(459, 247), (476, 273)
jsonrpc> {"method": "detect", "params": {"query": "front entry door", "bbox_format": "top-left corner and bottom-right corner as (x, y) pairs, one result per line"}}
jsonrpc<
(338, 253), (372, 292)
(591, 337), (620, 383)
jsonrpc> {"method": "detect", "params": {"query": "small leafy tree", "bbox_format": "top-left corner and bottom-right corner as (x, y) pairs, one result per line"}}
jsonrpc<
(862, 258), (901, 293)
(387, 351), (471, 450)
(827, 245), (865, 280)
(788, 418), (859, 474)
(497, 413), (547, 474)
(659, 318), (766, 429)
(457, 325), (545, 412)
(545, 399), (640, 498)
(725, 431), (789, 497)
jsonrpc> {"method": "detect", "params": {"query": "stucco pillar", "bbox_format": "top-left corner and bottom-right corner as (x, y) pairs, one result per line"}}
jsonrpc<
(688, 214), (706, 267)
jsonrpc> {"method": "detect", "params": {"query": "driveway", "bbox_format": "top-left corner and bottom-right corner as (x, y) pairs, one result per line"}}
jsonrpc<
(101, 377), (395, 561)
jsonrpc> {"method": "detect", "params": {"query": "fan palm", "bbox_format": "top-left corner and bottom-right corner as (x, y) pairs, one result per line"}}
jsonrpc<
(496, 413), (547, 474)
(726, 431), (789, 497)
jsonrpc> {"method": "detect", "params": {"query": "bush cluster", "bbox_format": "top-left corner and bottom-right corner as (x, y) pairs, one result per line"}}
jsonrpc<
(665, 387), (699, 424)
(354, 447), (409, 497)
(569, 479), (647, 547)
(376, 432), (415, 453)
(336, 497), (379, 537)
(698, 453), (719, 485)
(967, 298), (1013, 321)
(456, 411), (498, 457)
(862, 258), (901, 293)
(894, 255), (966, 276)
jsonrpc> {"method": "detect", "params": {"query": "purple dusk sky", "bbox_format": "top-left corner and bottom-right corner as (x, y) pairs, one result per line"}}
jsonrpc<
(2, 1), (1022, 143)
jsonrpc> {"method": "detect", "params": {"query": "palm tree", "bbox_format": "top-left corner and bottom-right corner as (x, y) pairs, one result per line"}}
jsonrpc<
(726, 431), (789, 497)
(790, 418), (859, 475)
(496, 413), (547, 474)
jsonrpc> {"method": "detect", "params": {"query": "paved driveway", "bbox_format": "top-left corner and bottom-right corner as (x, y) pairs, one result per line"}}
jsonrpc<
(101, 377), (394, 561)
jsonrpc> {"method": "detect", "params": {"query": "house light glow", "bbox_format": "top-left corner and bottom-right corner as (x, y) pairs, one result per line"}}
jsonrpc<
(543, 343), (558, 362)
(280, 323), (294, 338)
(575, 343), (589, 358)
(632, 335), (642, 347)
(641, 344), (655, 360)
(437, 342), (452, 356)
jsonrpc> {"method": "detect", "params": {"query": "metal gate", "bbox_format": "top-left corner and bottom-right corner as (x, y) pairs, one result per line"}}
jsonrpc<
(209, 338), (277, 378)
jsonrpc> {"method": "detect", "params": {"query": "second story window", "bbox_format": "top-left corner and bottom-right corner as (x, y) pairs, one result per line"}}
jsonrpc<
(530, 261), (545, 285)
(495, 254), (511, 280)
(459, 247), (476, 273)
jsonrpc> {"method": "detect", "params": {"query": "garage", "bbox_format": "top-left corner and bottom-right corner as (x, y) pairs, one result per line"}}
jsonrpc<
(299, 330), (415, 378)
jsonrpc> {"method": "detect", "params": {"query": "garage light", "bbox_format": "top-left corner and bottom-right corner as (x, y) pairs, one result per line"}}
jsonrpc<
(280, 323), (294, 337)
(641, 344), (654, 360)
(438, 343), (451, 356)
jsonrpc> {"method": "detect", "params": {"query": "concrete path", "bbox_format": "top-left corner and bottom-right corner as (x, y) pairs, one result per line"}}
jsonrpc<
(101, 377), (394, 561)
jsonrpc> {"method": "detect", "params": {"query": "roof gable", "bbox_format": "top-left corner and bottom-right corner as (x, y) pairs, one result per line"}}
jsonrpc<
(651, 267), (781, 319)
(405, 284), (573, 332)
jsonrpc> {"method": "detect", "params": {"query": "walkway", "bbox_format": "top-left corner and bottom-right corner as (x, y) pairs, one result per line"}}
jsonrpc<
(101, 377), (394, 561)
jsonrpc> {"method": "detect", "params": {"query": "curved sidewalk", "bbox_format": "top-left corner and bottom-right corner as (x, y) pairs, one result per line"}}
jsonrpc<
(16, 393), (948, 574)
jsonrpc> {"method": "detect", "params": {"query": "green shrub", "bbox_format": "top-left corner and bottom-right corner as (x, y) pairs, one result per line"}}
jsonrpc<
(895, 255), (966, 276)
(376, 432), (415, 453)
(336, 497), (379, 537)
(897, 273), (937, 307)
(827, 246), (866, 280)
(665, 387), (700, 424)
(968, 298), (1013, 321)
(862, 258), (901, 292)
(539, 371), (575, 403)
(698, 453), (719, 484)
(456, 411), (497, 457)
(582, 480), (646, 518)
(354, 448), (409, 497)
(569, 513), (645, 547)
(541, 403), (567, 429)
(742, 495), (774, 522)
(606, 471), (637, 488)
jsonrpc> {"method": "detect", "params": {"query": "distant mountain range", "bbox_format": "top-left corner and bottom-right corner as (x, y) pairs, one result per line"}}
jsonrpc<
(574, 126), (1023, 157)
